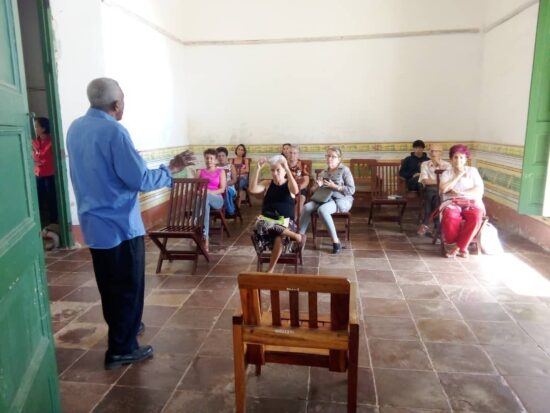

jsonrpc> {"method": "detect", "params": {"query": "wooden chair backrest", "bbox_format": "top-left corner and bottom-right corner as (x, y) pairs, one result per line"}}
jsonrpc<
(238, 272), (352, 331)
(350, 159), (377, 192)
(166, 178), (209, 230)
(371, 162), (402, 199)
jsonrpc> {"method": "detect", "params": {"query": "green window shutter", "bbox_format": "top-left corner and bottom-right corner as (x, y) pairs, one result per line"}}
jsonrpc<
(519, 0), (550, 216)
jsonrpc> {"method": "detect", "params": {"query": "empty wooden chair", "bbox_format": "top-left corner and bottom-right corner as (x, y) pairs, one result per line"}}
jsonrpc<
(349, 158), (377, 193)
(368, 161), (408, 230)
(148, 178), (210, 274)
(233, 272), (359, 413)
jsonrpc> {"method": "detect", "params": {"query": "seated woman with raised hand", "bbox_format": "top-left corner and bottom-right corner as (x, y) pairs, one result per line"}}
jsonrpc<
(299, 146), (355, 254)
(196, 148), (226, 252)
(250, 155), (304, 273)
(439, 144), (485, 258)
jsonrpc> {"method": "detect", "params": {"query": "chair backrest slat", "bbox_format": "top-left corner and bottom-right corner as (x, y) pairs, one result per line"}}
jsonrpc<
(289, 290), (300, 327)
(372, 162), (401, 198)
(331, 293), (350, 330)
(350, 159), (377, 192)
(270, 290), (281, 326)
(166, 178), (209, 229)
(308, 291), (318, 328)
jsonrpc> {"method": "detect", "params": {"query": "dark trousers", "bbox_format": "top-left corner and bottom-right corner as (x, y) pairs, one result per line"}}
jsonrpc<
(406, 175), (421, 191)
(422, 186), (439, 226)
(36, 175), (58, 225)
(90, 236), (145, 355)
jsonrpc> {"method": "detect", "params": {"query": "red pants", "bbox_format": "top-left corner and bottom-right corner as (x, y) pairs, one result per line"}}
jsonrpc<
(441, 205), (484, 251)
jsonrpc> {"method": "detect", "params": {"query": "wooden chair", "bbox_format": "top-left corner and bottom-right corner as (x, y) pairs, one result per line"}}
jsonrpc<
(209, 189), (231, 240)
(252, 194), (304, 273)
(431, 170), (488, 256)
(232, 272), (359, 413)
(309, 168), (352, 248)
(148, 178), (210, 274)
(368, 162), (408, 230)
(349, 158), (376, 194)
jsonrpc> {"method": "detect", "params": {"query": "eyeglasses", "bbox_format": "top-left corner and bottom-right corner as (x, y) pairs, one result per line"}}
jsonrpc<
(325, 155), (339, 159)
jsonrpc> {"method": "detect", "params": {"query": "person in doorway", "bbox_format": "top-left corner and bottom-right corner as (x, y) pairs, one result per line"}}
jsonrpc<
(216, 146), (237, 217)
(32, 117), (58, 225)
(439, 144), (485, 258)
(287, 145), (310, 219)
(250, 155), (304, 273)
(299, 146), (355, 254)
(67, 77), (195, 369)
(196, 148), (226, 251)
(417, 143), (451, 236)
(399, 139), (429, 191)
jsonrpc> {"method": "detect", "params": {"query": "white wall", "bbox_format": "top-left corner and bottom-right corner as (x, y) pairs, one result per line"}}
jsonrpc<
(478, 1), (539, 146)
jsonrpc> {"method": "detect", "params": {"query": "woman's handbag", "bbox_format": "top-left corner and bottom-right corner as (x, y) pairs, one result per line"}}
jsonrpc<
(311, 186), (333, 203)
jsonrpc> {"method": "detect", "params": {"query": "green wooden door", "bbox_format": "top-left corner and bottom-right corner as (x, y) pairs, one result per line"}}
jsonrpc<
(519, 0), (550, 215)
(0, 1), (61, 412)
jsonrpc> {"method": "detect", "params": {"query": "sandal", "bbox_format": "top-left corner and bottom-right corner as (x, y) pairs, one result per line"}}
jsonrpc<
(417, 224), (429, 236)
(445, 247), (459, 258)
(457, 249), (469, 258)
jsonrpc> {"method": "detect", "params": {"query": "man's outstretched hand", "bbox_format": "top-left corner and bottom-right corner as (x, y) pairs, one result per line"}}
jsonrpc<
(169, 150), (196, 174)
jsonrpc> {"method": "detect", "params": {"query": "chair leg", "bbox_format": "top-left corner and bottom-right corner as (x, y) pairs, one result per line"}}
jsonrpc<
(233, 325), (246, 413)
(156, 255), (164, 274)
(347, 324), (359, 413)
(368, 205), (374, 225)
(255, 364), (261, 376)
(312, 214), (317, 250)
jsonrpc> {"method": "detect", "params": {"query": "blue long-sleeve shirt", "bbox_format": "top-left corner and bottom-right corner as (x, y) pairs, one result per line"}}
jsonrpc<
(67, 108), (172, 248)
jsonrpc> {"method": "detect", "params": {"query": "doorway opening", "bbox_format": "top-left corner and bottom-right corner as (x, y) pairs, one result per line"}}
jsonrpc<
(17, 0), (73, 248)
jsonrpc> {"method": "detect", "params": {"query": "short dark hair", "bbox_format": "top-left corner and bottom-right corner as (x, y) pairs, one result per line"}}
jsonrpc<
(35, 117), (50, 134)
(282, 143), (291, 148)
(235, 144), (247, 157)
(203, 148), (217, 157)
(216, 146), (228, 156)
(412, 139), (425, 149)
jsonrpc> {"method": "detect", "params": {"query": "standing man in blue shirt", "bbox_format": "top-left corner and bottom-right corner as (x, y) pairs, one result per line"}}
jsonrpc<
(67, 77), (194, 369)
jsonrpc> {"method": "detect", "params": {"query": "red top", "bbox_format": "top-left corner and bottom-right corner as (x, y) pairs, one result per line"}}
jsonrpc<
(32, 134), (55, 177)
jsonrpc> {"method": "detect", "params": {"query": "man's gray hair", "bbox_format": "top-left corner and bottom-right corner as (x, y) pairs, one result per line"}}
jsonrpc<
(289, 144), (300, 152)
(268, 155), (286, 167)
(87, 78), (122, 110)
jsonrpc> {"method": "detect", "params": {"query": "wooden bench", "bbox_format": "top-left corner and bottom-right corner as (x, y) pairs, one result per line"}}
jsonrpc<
(232, 272), (359, 413)
(148, 178), (210, 274)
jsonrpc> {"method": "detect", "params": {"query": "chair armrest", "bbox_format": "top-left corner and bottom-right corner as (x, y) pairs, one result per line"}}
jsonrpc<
(349, 282), (359, 325)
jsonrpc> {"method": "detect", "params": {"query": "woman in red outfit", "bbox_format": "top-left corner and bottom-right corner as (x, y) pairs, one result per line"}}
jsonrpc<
(32, 117), (58, 224)
(439, 144), (485, 258)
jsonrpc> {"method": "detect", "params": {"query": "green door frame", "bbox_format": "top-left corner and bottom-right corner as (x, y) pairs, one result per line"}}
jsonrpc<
(519, 0), (550, 216)
(35, 0), (73, 247)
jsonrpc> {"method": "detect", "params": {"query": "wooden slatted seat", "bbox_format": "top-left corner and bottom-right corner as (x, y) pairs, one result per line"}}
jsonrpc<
(147, 178), (210, 274)
(368, 161), (408, 230)
(232, 272), (359, 413)
(349, 158), (376, 194)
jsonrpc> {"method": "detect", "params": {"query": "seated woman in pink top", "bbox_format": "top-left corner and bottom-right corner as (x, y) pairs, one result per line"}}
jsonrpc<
(196, 148), (226, 251)
(439, 144), (485, 258)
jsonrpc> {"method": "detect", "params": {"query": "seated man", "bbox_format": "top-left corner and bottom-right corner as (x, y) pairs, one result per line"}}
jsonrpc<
(417, 143), (450, 235)
(399, 139), (429, 191)
(216, 147), (238, 217)
(287, 145), (310, 218)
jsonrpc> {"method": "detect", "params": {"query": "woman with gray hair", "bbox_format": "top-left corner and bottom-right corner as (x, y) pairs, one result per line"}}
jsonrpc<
(249, 155), (305, 272)
(299, 146), (355, 254)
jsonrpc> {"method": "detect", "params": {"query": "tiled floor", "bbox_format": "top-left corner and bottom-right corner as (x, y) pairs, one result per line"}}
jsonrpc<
(47, 207), (550, 412)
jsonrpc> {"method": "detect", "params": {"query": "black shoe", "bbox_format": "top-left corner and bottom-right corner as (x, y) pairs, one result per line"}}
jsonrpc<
(332, 242), (342, 254)
(137, 322), (145, 336)
(104, 345), (154, 370)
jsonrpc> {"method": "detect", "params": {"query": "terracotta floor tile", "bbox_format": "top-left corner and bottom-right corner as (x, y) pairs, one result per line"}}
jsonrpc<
(244, 363), (310, 400)
(360, 283), (404, 300)
(117, 352), (192, 389)
(166, 306), (221, 329)
(362, 298), (410, 317)
(144, 290), (191, 307)
(439, 372), (523, 413)
(150, 327), (209, 355)
(76, 304), (104, 323)
(182, 288), (234, 308)
(390, 260), (430, 272)
(48, 285), (77, 301)
(484, 344), (550, 376)
(158, 275), (204, 290)
(49, 272), (94, 287)
(47, 260), (89, 272)
(400, 285), (447, 300)
(385, 250), (421, 260)
(394, 271), (437, 285)
(50, 301), (92, 324)
(55, 322), (107, 350)
(61, 286), (101, 303)
(199, 329), (233, 357)
(416, 319), (477, 344)
(308, 367), (376, 405)
(518, 321), (550, 350)
(425, 342), (496, 373)
(60, 350), (127, 384)
(433, 272), (479, 286)
(93, 385), (172, 413)
(141, 305), (178, 327)
(454, 302), (511, 322)
(163, 390), (234, 413)
(468, 321), (535, 346)
(501, 302), (550, 322)
(506, 375), (550, 413)
(365, 316), (419, 340)
(441, 285), (497, 304)
(197, 276), (238, 290)
(60, 381), (109, 413)
(308, 401), (377, 412)
(374, 369), (449, 410)
(407, 300), (462, 320)
(178, 356), (235, 393)
(356, 269), (395, 283)
(354, 249), (386, 259)
(55, 347), (86, 375)
(369, 339), (431, 370)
